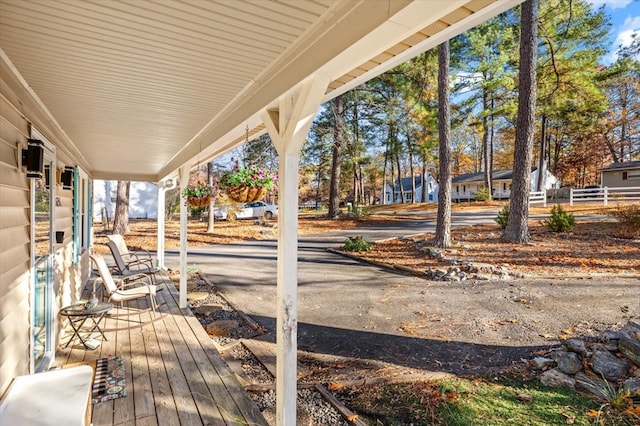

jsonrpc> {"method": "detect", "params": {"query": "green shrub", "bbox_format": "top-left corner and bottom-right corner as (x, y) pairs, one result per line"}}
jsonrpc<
(495, 205), (509, 229)
(609, 204), (640, 238)
(343, 236), (372, 252)
(473, 187), (491, 201)
(543, 205), (575, 232)
(348, 203), (370, 219)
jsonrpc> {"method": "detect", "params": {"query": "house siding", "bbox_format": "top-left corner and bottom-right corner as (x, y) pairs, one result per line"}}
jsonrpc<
(602, 169), (640, 188)
(1, 62), (91, 394)
(0, 93), (32, 393)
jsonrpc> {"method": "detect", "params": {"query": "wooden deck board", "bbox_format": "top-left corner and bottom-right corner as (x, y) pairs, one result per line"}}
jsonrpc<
(164, 286), (269, 426)
(157, 284), (229, 425)
(92, 302), (118, 426)
(53, 272), (266, 426)
(113, 305), (135, 425)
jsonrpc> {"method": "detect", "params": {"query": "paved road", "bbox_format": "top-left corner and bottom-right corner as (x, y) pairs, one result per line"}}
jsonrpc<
(165, 211), (638, 376)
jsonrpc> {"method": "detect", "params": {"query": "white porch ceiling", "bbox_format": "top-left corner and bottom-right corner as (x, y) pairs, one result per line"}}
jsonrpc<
(0, 0), (521, 182)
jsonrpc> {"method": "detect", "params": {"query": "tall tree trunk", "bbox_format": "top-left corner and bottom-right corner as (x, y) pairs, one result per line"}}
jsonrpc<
(421, 157), (428, 202)
(328, 95), (344, 218)
(536, 115), (547, 192)
(435, 41), (452, 248)
(409, 150), (415, 203)
(395, 151), (404, 203)
(206, 162), (215, 232)
(390, 153), (396, 203)
(482, 92), (492, 199)
(113, 180), (130, 235)
(382, 151), (388, 205)
(503, 0), (538, 243)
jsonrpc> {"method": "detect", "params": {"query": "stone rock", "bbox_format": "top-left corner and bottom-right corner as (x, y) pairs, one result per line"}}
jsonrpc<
(621, 321), (640, 339)
(619, 335), (640, 367)
(622, 378), (640, 395)
(467, 262), (495, 273)
(600, 330), (622, 351)
(205, 320), (239, 336)
(187, 291), (210, 303)
(194, 303), (223, 316)
(530, 357), (555, 370)
(564, 338), (588, 356)
(551, 351), (583, 375)
(591, 349), (630, 382)
(539, 369), (575, 389)
(575, 372), (609, 400)
(473, 274), (491, 281)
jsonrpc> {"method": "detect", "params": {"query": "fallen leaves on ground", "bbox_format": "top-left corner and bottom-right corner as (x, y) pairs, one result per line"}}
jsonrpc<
(355, 221), (639, 277)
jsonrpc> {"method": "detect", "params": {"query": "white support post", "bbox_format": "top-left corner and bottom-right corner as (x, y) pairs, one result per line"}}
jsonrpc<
(157, 185), (166, 269)
(179, 166), (190, 309)
(570, 188), (574, 206)
(261, 76), (329, 426)
(604, 186), (608, 206)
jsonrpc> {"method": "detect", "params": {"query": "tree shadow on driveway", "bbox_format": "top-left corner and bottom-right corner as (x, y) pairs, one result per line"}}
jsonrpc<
(248, 315), (546, 377)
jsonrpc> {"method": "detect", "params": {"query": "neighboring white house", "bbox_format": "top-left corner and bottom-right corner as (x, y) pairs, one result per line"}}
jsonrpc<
(451, 168), (559, 201)
(382, 174), (439, 204)
(93, 180), (159, 221)
(600, 160), (640, 188)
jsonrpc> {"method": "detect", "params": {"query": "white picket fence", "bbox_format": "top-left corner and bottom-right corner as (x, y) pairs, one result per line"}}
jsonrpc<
(528, 191), (547, 207)
(569, 186), (640, 206)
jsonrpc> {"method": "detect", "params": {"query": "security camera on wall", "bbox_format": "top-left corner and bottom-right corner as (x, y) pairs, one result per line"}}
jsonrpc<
(21, 138), (45, 178)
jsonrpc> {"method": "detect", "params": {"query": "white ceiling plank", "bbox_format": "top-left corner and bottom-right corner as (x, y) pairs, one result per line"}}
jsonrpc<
(0, 0), (522, 181)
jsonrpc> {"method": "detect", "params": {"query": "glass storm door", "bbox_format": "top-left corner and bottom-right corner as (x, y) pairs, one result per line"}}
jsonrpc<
(32, 153), (55, 371)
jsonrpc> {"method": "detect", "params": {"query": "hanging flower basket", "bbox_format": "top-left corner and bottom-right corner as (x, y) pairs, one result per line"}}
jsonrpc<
(226, 185), (267, 203)
(182, 182), (216, 207)
(220, 161), (277, 203)
(186, 195), (211, 207)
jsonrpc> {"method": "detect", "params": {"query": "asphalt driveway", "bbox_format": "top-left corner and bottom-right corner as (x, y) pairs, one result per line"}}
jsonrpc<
(165, 212), (639, 376)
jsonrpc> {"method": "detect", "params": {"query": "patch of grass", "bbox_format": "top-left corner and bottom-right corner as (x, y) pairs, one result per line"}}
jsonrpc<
(344, 376), (632, 426)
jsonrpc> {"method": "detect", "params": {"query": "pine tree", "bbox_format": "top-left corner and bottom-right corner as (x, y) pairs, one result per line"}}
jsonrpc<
(503, 0), (538, 243)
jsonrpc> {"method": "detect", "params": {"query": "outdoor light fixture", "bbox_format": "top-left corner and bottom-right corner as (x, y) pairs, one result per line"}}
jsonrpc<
(21, 138), (44, 178)
(61, 166), (74, 190)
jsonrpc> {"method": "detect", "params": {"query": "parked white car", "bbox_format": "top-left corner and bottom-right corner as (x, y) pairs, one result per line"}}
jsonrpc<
(213, 201), (278, 220)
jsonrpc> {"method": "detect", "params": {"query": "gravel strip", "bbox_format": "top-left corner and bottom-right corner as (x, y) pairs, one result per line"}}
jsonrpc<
(186, 275), (358, 425)
(188, 277), (262, 346)
(229, 343), (275, 384)
(251, 389), (350, 426)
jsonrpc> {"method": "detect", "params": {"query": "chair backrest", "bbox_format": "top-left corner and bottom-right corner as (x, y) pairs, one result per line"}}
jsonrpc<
(106, 239), (128, 273)
(90, 254), (119, 296)
(107, 234), (130, 257)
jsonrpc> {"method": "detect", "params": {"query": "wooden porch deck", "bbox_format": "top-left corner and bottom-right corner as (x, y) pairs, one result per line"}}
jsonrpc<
(54, 271), (267, 426)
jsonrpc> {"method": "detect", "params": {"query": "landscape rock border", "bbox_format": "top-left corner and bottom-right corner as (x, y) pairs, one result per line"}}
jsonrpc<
(329, 234), (526, 282)
(532, 321), (640, 402)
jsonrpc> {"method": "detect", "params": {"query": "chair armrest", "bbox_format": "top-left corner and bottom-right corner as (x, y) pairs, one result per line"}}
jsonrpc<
(120, 274), (152, 288)
(133, 249), (154, 261)
(123, 259), (154, 271)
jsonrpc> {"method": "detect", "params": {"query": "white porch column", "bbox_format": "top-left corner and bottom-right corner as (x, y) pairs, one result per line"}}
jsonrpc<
(261, 76), (329, 426)
(157, 184), (166, 269)
(178, 166), (190, 308)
